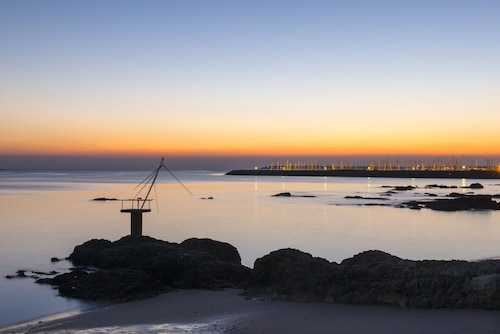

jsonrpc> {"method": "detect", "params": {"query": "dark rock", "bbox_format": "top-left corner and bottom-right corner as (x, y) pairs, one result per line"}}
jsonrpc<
(180, 238), (241, 265)
(41, 236), (251, 301)
(469, 183), (484, 189)
(69, 239), (113, 266)
(424, 195), (500, 211)
(272, 192), (316, 198)
(5, 270), (29, 279)
(248, 248), (333, 302)
(32, 236), (500, 309)
(345, 196), (389, 200)
(92, 197), (118, 201)
(16, 270), (28, 277)
(400, 195), (500, 211)
(393, 186), (416, 191)
(32, 270), (58, 276)
(37, 268), (165, 301)
(425, 184), (458, 189)
(247, 249), (500, 309)
(272, 192), (291, 197)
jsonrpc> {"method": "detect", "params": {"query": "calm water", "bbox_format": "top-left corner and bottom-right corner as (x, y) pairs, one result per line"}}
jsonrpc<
(1, 169), (499, 328)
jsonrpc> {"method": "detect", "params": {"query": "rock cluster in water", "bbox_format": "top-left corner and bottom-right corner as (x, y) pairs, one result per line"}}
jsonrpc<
(35, 236), (500, 309)
(401, 194), (500, 211)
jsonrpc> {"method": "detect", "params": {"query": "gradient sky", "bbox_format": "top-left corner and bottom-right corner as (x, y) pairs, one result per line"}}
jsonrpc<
(1, 0), (499, 169)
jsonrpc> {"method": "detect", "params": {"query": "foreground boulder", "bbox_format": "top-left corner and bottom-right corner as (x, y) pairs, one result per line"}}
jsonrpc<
(248, 249), (500, 309)
(39, 236), (251, 301)
(249, 248), (333, 302)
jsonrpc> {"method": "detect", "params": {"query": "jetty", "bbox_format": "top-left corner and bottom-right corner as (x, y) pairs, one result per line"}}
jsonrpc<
(226, 168), (500, 179)
(227, 159), (500, 179)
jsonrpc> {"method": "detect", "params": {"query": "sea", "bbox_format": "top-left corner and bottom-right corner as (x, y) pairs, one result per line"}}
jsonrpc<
(0, 169), (499, 328)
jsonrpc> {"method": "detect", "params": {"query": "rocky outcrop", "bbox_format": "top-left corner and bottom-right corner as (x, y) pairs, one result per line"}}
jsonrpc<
(35, 237), (500, 309)
(38, 236), (251, 301)
(248, 248), (334, 302)
(248, 249), (500, 309)
(180, 238), (241, 265)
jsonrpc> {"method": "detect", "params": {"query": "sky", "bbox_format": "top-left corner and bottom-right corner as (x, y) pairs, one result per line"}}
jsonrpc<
(1, 0), (499, 169)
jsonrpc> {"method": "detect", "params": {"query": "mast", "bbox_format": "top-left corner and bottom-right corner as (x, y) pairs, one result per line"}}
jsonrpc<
(120, 158), (192, 237)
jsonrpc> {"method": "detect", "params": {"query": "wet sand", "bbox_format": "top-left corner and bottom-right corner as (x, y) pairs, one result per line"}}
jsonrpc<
(2, 289), (499, 333)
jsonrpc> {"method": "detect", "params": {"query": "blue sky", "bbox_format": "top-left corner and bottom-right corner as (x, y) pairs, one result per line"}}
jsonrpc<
(1, 0), (499, 169)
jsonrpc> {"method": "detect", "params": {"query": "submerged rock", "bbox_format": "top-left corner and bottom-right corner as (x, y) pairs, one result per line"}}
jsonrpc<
(272, 192), (316, 198)
(272, 192), (291, 197)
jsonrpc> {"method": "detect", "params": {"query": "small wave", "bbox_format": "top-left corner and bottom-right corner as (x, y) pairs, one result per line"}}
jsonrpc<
(38, 321), (228, 334)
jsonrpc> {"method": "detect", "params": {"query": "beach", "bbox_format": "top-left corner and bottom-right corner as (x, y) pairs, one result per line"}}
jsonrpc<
(3, 289), (499, 334)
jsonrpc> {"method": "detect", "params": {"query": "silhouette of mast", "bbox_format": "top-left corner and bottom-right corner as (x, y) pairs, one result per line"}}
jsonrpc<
(121, 158), (192, 237)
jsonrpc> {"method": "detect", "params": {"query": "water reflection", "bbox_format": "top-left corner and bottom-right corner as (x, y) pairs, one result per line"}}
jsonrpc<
(1, 170), (499, 328)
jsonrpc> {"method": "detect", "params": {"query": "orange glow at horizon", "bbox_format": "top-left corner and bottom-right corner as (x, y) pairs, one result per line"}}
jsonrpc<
(3, 133), (499, 158)
(2, 101), (499, 158)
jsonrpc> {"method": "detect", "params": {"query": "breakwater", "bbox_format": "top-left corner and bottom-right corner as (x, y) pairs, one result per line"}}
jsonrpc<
(226, 169), (500, 179)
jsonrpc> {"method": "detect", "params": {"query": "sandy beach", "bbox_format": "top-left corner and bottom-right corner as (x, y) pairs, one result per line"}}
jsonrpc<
(2, 289), (499, 334)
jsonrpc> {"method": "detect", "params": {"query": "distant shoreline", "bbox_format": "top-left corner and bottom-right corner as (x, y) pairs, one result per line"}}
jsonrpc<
(226, 169), (500, 179)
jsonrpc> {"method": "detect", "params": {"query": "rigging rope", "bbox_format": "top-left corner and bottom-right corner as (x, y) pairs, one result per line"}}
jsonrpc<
(132, 157), (193, 210)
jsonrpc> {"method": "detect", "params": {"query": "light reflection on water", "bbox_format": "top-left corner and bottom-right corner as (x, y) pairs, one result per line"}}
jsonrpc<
(0, 170), (499, 328)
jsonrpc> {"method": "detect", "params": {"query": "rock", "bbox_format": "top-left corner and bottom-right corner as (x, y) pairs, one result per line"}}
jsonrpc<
(469, 183), (484, 189)
(345, 196), (389, 200)
(40, 236), (251, 301)
(425, 184), (458, 189)
(247, 249), (500, 309)
(272, 192), (291, 197)
(180, 238), (241, 265)
(272, 192), (316, 198)
(38, 268), (165, 301)
(69, 239), (113, 266)
(393, 186), (416, 191)
(423, 195), (500, 211)
(248, 248), (333, 302)
(469, 273), (500, 309)
(401, 194), (500, 211)
(34, 237), (500, 309)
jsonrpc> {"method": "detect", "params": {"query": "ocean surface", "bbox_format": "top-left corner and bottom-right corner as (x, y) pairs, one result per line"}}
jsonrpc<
(1, 169), (499, 328)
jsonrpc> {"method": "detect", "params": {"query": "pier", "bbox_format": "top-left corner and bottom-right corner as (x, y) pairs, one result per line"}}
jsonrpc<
(227, 158), (500, 179)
